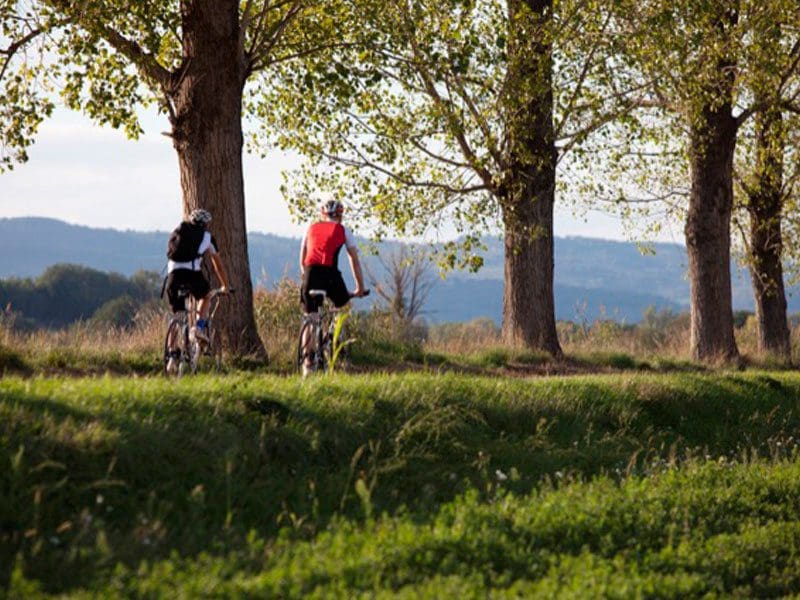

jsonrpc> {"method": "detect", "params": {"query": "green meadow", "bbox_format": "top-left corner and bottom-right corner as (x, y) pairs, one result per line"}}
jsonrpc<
(4, 372), (800, 596)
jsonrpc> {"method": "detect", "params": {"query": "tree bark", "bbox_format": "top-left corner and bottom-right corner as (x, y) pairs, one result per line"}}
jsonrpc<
(747, 107), (790, 360)
(685, 103), (739, 363)
(500, 0), (562, 358)
(171, 0), (265, 358)
(501, 191), (561, 357)
(682, 3), (741, 364)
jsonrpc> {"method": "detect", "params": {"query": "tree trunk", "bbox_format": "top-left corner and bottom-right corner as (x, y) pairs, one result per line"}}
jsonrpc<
(500, 0), (562, 358)
(683, 4), (741, 364)
(747, 107), (790, 360)
(501, 193), (561, 356)
(685, 103), (739, 363)
(171, 0), (265, 358)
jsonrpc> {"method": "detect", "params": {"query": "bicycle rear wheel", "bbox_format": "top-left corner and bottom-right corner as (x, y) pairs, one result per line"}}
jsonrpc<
(297, 319), (316, 372)
(164, 318), (183, 376)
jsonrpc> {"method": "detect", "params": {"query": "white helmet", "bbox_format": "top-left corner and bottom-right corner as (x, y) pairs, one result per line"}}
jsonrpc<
(316, 193), (343, 217)
(189, 208), (212, 225)
(321, 199), (344, 217)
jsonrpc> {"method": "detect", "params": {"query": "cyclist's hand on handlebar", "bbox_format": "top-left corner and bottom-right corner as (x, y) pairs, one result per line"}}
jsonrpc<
(219, 286), (235, 295)
(351, 288), (370, 298)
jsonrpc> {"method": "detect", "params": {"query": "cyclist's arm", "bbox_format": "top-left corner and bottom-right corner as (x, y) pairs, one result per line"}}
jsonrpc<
(299, 230), (308, 274)
(346, 246), (366, 296)
(207, 251), (230, 291)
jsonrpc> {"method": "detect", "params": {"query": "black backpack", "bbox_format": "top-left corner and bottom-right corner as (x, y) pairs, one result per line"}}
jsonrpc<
(166, 221), (205, 262)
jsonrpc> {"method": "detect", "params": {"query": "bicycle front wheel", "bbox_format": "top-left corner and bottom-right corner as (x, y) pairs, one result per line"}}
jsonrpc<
(187, 329), (200, 375)
(207, 323), (223, 372)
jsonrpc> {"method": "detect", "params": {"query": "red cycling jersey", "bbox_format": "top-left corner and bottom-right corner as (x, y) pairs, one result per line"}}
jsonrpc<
(303, 221), (347, 268)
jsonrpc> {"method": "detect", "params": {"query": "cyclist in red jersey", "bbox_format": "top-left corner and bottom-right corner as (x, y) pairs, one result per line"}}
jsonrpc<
(299, 197), (367, 373)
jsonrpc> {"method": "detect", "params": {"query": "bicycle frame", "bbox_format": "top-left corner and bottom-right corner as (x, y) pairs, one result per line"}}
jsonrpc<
(165, 287), (228, 376)
(298, 289), (368, 375)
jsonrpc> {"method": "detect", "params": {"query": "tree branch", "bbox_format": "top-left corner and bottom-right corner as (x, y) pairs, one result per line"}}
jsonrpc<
(0, 17), (70, 82)
(239, 0), (257, 57)
(255, 41), (357, 70)
(342, 108), (472, 169)
(247, 0), (300, 57)
(556, 98), (645, 157)
(448, 69), (505, 171)
(554, 8), (613, 139)
(410, 52), (494, 189)
(95, 24), (173, 91)
(778, 37), (800, 92)
(318, 136), (489, 195)
(733, 167), (755, 199)
(248, 0), (303, 70)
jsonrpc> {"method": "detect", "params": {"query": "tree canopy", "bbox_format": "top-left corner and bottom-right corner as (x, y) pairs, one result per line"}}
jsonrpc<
(257, 0), (637, 268)
(0, 0), (349, 356)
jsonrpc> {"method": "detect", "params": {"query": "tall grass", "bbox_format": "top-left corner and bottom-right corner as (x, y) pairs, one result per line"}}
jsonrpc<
(1, 306), (164, 374)
(428, 311), (800, 368)
(4, 283), (800, 376)
(253, 278), (303, 369)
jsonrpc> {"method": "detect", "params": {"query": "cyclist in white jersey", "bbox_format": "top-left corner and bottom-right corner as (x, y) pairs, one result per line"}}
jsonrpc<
(165, 208), (230, 342)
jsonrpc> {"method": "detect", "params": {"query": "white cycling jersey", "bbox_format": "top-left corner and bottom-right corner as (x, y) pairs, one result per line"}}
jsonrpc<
(168, 231), (217, 273)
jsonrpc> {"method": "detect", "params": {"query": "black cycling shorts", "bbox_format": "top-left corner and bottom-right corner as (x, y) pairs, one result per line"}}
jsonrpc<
(301, 265), (350, 312)
(166, 269), (211, 312)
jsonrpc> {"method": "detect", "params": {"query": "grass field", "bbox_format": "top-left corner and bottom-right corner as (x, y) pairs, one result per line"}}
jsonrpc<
(4, 371), (800, 597)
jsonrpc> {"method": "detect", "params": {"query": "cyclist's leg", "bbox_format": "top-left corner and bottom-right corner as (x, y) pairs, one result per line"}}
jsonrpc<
(328, 268), (351, 309)
(300, 267), (326, 371)
(197, 295), (212, 322)
(189, 272), (212, 341)
(165, 272), (190, 354)
(301, 298), (324, 369)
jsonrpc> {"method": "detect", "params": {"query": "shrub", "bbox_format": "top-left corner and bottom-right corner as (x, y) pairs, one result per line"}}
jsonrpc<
(347, 309), (427, 366)
(253, 278), (304, 368)
(427, 317), (501, 353)
(88, 295), (140, 329)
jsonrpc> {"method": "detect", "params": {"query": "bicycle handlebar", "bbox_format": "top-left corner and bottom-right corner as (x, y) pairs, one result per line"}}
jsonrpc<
(350, 289), (370, 298)
(209, 288), (235, 299)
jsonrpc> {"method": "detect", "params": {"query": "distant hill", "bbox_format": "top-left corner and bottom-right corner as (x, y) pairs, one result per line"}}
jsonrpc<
(0, 216), (783, 324)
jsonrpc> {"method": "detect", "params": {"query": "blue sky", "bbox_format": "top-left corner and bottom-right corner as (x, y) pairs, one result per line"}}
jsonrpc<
(0, 109), (684, 243)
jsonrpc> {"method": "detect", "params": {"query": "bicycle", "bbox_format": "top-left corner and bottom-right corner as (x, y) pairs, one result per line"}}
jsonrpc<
(164, 287), (232, 376)
(297, 289), (369, 375)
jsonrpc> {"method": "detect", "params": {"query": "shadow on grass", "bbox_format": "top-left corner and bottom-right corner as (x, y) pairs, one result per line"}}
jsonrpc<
(3, 373), (800, 592)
